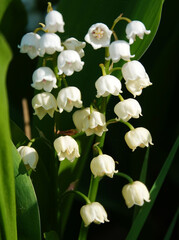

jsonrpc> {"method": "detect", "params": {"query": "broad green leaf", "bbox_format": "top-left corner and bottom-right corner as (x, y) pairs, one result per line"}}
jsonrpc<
(0, 0), (11, 22)
(126, 136), (179, 240)
(0, 32), (17, 239)
(12, 143), (41, 240)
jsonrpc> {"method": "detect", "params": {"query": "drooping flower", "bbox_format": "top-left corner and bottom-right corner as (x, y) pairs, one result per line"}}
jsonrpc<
(63, 37), (86, 58)
(95, 75), (122, 98)
(122, 60), (152, 97)
(32, 92), (57, 120)
(126, 20), (151, 45)
(80, 202), (109, 227)
(53, 135), (80, 162)
(72, 107), (108, 136)
(31, 67), (57, 92)
(57, 50), (84, 76)
(122, 181), (150, 208)
(18, 32), (41, 59)
(17, 146), (39, 170)
(39, 33), (64, 57)
(114, 98), (142, 121)
(106, 40), (135, 63)
(85, 23), (112, 49)
(124, 127), (153, 151)
(57, 86), (83, 113)
(90, 154), (118, 178)
(44, 10), (65, 33)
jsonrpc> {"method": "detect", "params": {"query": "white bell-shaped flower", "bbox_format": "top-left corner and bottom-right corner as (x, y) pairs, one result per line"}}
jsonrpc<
(122, 181), (150, 208)
(80, 202), (109, 227)
(126, 20), (151, 45)
(17, 146), (39, 170)
(32, 92), (57, 120)
(57, 50), (84, 76)
(39, 33), (64, 57)
(122, 60), (152, 97)
(114, 98), (142, 121)
(44, 10), (65, 33)
(18, 32), (41, 59)
(31, 67), (57, 92)
(125, 127), (153, 151)
(73, 107), (108, 137)
(85, 23), (112, 50)
(106, 40), (135, 63)
(53, 135), (80, 162)
(95, 75), (122, 98)
(63, 37), (86, 58)
(90, 154), (118, 178)
(57, 86), (82, 113)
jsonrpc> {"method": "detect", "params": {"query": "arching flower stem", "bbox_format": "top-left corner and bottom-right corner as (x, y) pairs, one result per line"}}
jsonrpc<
(115, 172), (134, 183)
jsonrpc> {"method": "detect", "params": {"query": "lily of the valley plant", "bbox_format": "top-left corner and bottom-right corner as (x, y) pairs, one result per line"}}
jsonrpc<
(18, 2), (154, 239)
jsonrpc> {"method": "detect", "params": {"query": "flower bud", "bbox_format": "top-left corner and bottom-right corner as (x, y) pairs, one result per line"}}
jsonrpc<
(122, 181), (150, 208)
(90, 154), (118, 178)
(18, 32), (41, 59)
(72, 108), (108, 136)
(53, 135), (80, 162)
(106, 40), (135, 63)
(44, 10), (65, 33)
(114, 98), (142, 121)
(126, 20), (151, 45)
(31, 67), (57, 92)
(63, 37), (86, 58)
(80, 202), (109, 227)
(32, 92), (57, 120)
(122, 60), (152, 97)
(124, 127), (153, 151)
(57, 86), (82, 113)
(39, 33), (64, 57)
(57, 50), (84, 76)
(85, 23), (112, 49)
(17, 146), (38, 170)
(95, 75), (122, 98)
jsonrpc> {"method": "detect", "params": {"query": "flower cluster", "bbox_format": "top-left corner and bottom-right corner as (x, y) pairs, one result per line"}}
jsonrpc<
(18, 4), (153, 231)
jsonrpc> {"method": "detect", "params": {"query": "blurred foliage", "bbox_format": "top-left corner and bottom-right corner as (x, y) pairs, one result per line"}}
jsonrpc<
(0, 0), (178, 239)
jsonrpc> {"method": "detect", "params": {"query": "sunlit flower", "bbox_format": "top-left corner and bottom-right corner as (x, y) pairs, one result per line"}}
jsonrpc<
(57, 86), (83, 113)
(114, 98), (142, 121)
(57, 50), (84, 76)
(90, 154), (118, 178)
(39, 33), (64, 57)
(44, 10), (65, 33)
(106, 40), (135, 63)
(63, 37), (86, 58)
(32, 92), (57, 120)
(17, 146), (39, 170)
(18, 32), (41, 59)
(124, 127), (153, 151)
(80, 202), (109, 227)
(126, 20), (151, 45)
(53, 135), (80, 162)
(85, 23), (112, 49)
(122, 181), (150, 208)
(95, 75), (122, 98)
(72, 107), (108, 136)
(122, 60), (152, 97)
(31, 67), (57, 92)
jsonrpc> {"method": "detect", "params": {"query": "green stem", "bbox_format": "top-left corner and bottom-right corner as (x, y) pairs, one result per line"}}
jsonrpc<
(118, 93), (124, 101)
(109, 67), (122, 74)
(115, 171), (133, 183)
(99, 63), (107, 76)
(111, 14), (131, 30)
(120, 119), (134, 130)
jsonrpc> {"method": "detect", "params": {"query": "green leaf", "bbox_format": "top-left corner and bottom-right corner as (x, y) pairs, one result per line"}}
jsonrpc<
(126, 136), (179, 240)
(12, 142), (41, 240)
(163, 207), (179, 240)
(0, 31), (17, 239)
(0, 0), (11, 23)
